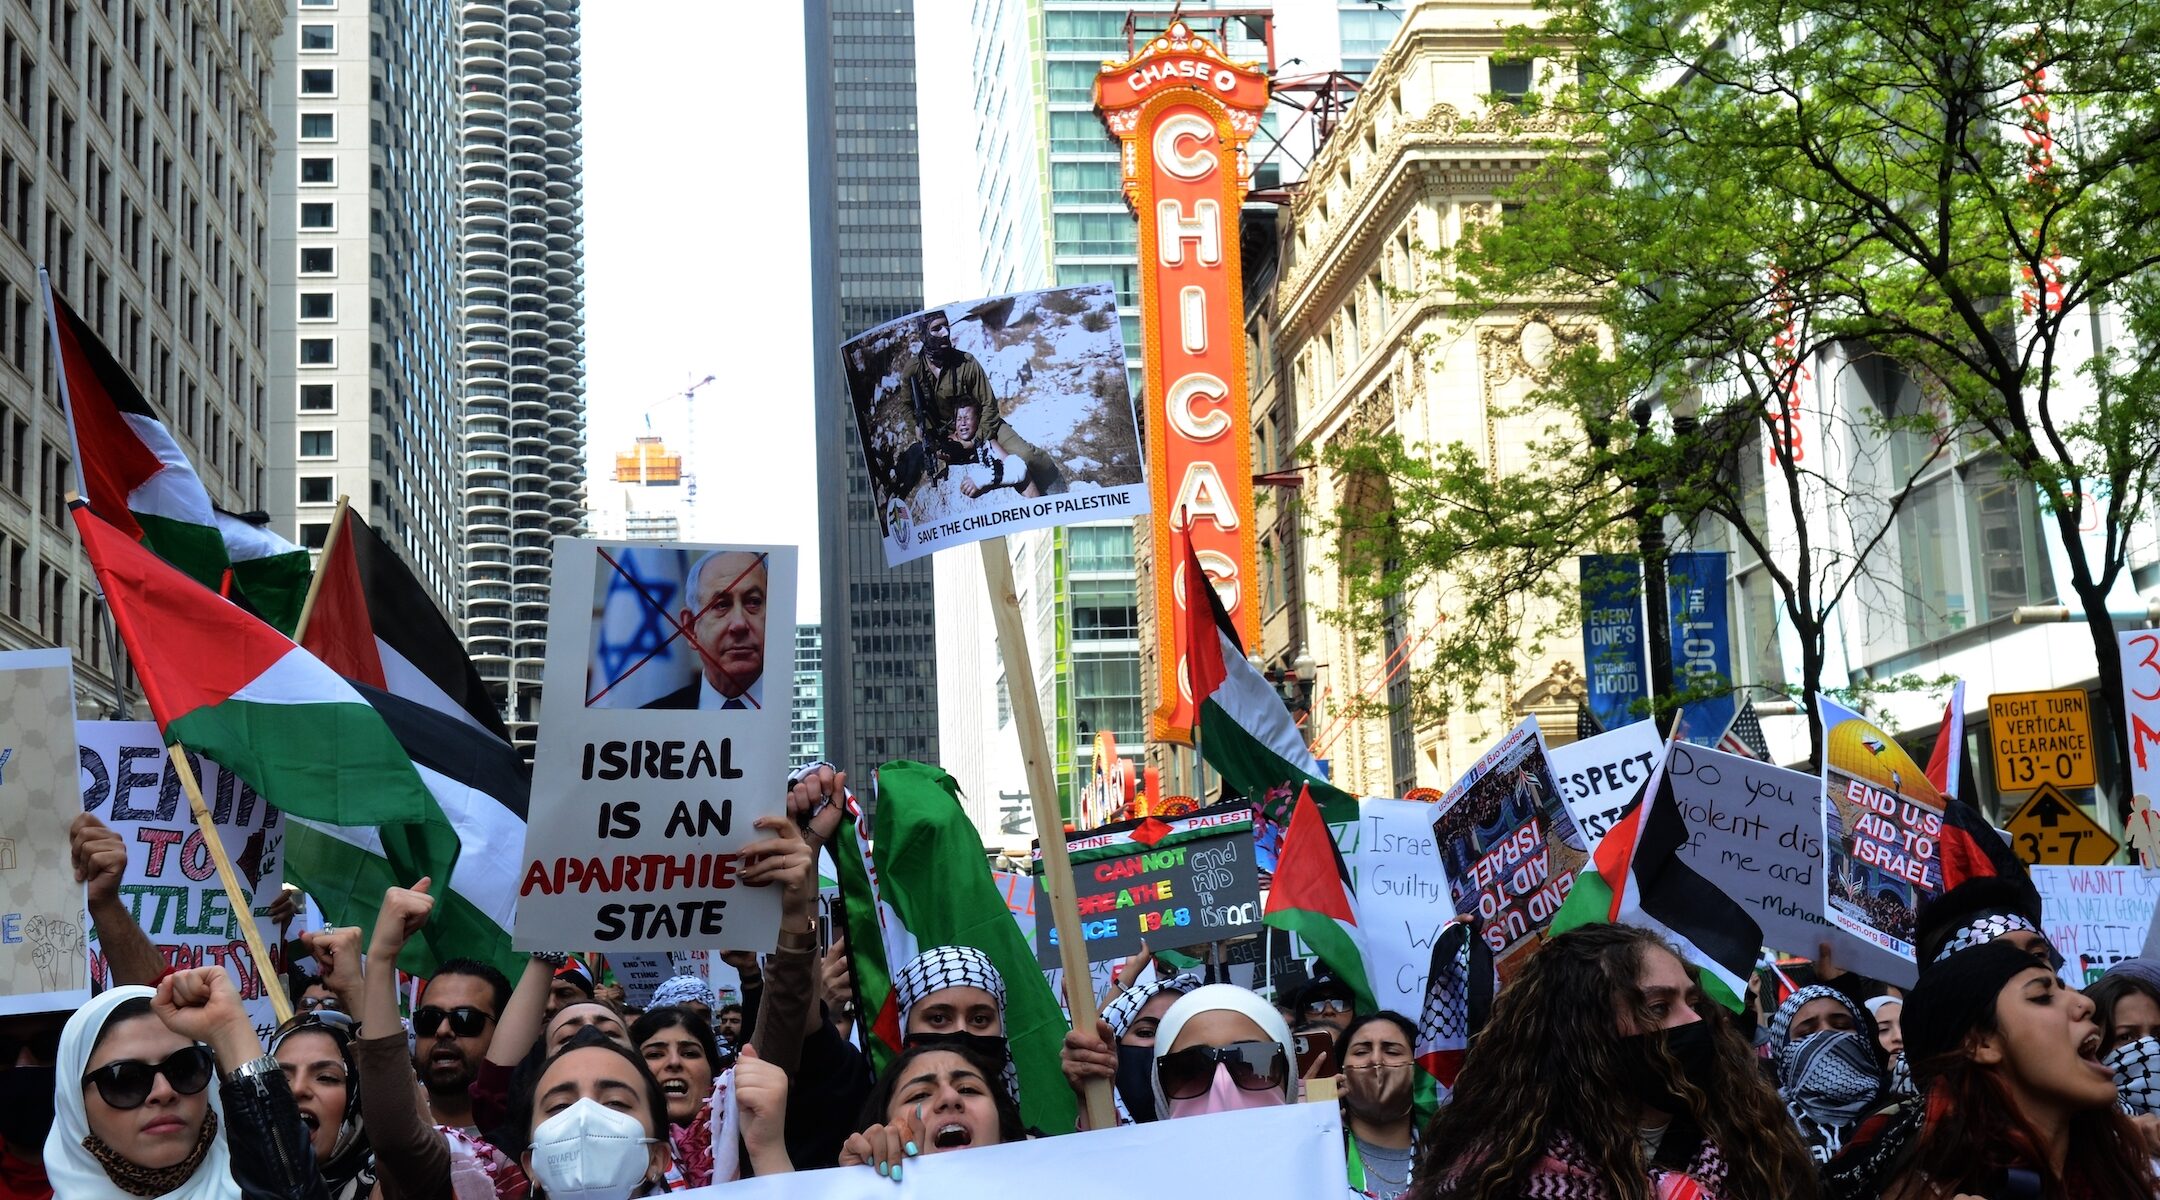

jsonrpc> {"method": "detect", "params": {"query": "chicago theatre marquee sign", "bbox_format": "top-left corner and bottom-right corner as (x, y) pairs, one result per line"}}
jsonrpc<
(1094, 23), (1269, 743)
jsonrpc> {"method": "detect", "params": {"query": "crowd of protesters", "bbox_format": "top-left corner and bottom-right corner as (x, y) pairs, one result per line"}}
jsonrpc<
(6, 767), (2160, 1200)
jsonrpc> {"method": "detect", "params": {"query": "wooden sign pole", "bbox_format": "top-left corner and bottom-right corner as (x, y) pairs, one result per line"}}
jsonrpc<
(166, 744), (295, 1025)
(978, 535), (1117, 1131)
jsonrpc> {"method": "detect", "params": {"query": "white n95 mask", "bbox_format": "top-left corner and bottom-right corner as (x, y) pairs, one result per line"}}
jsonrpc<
(526, 1097), (657, 1200)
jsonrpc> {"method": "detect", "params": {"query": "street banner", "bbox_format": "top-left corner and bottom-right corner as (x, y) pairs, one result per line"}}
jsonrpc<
(0, 650), (86, 1015)
(77, 721), (288, 1037)
(675, 1097), (1345, 1200)
(1580, 555), (1649, 731)
(1344, 798), (1453, 1016)
(1662, 740), (1915, 986)
(1433, 718), (1592, 976)
(838, 283), (1147, 568)
(1034, 803), (1260, 967)
(1819, 696), (1945, 963)
(519, 538), (797, 953)
(1667, 551), (1736, 745)
(2121, 629), (2160, 831)
(2032, 866), (2160, 986)
(1552, 721), (1664, 851)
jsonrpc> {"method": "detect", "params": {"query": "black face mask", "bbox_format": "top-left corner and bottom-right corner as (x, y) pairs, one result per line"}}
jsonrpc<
(906, 1029), (1010, 1067)
(1115, 1044), (1159, 1123)
(1623, 1021), (1720, 1115)
(0, 1067), (57, 1153)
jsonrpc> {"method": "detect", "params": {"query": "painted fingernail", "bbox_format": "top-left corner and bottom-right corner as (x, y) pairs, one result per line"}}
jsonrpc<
(876, 1162), (887, 1177)
(892, 1165), (903, 1183)
(904, 1141), (919, 1157)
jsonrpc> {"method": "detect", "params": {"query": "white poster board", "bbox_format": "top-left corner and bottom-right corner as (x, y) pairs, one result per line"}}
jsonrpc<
(1552, 722), (1664, 851)
(77, 721), (288, 1037)
(1343, 798), (1453, 1016)
(0, 650), (86, 1015)
(518, 539), (797, 953)
(2032, 866), (2160, 986)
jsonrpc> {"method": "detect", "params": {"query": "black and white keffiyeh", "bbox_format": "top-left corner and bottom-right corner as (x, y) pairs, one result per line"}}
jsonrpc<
(651, 974), (719, 1012)
(1931, 912), (2040, 963)
(2108, 1034), (2160, 1116)
(1100, 973), (1199, 1040)
(1778, 1029), (1885, 1161)
(1769, 986), (1878, 1062)
(893, 945), (1007, 1026)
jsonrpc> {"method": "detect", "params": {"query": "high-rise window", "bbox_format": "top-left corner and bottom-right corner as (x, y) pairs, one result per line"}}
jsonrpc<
(298, 430), (335, 458)
(297, 336), (334, 366)
(298, 383), (334, 411)
(299, 157), (334, 184)
(299, 68), (334, 95)
(299, 24), (335, 51)
(299, 112), (334, 140)
(298, 292), (333, 320)
(299, 246), (334, 274)
(298, 476), (334, 504)
(300, 201), (334, 229)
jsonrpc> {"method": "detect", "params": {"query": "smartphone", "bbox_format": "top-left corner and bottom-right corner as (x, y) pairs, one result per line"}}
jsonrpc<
(1294, 1028), (1335, 1078)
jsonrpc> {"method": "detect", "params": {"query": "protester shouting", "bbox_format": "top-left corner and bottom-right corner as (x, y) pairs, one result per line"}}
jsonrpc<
(1057, 971), (1200, 1126)
(1337, 1012), (1419, 1200)
(1149, 985), (1297, 1119)
(1824, 940), (2156, 1199)
(49, 974), (328, 1200)
(1411, 924), (1817, 1200)
(266, 1013), (374, 1200)
(890, 947), (1017, 1109)
(1767, 985), (1886, 1162)
(627, 1008), (722, 1187)
(837, 1044), (1022, 1181)
(405, 950), (511, 1138)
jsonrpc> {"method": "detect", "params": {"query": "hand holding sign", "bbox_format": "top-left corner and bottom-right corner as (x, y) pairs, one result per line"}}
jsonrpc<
(741, 815), (816, 912)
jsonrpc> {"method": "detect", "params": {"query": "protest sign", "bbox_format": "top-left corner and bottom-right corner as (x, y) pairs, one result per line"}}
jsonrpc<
(2120, 629), (2160, 849)
(838, 283), (1148, 567)
(1662, 740), (1915, 986)
(2032, 866), (2160, 986)
(1552, 722), (1664, 851)
(0, 650), (86, 1015)
(677, 1095), (1344, 1200)
(1819, 696), (1945, 962)
(77, 721), (287, 1035)
(609, 953), (673, 1007)
(1343, 798), (1452, 1014)
(1579, 555), (1650, 732)
(1034, 803), (1260, 967)
(1434, 718), (1591, 975)
(519, 538), (797, 953)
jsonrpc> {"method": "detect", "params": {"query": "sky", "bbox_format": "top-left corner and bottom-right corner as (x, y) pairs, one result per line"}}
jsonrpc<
(580, 3), (822, 619)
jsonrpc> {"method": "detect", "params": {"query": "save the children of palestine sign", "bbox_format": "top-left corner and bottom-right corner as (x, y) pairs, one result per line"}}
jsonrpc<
(516, 538), (797, 953)
(1033, 802), (1261, 967)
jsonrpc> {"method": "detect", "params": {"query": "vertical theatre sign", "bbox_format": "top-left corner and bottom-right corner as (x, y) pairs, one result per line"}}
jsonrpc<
(1095, 23), (1269, 743)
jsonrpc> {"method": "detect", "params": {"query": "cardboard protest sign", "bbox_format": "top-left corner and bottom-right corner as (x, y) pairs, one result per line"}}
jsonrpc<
(77, 722), (288, 1035)
(1433, 718), (1591, 975)
(2120, 629), (2160, 863)
(675, 1093), (1345, 1200)
(519, 538), (797, 953)
(1662, 741), (1915, 987)
(609, 953), (673, 1007)
(2032, 866), (2160, 986)
(839, 283), (1148, 566)
(1034, 803), (1260, 967)
(0, 650), (87, 1015)
(1551, 722), (1664, 851)
(1819, 696), (1945, 962)
(1342, 798), (1452, 1015)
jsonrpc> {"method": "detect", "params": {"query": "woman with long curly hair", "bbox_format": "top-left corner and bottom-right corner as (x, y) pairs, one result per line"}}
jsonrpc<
(1823, 940), (2156, 1200)
(1409, 924), (1817, 1200)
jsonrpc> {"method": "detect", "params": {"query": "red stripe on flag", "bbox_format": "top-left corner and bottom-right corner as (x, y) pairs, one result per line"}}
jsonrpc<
(299, 507), (388, 688)
(1591, 793), (1647, 922)
(1264, 785), (1356, 924)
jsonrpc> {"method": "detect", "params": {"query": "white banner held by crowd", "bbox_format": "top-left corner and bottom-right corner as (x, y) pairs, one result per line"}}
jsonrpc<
(1552, 722), (1664, 852)
(77, 720), (287, 1035)
(519, 539), (797, 953)
(0, 650), (86, 1015)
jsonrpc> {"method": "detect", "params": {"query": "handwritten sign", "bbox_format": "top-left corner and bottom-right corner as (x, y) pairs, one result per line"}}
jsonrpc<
(0, 651), (86, 1016)
(2032, 866), (2160, 986)
(518, 539), (797, 953)
(1434, 718), (1590, 976)
(1343, 799), (1453, 1015)
(1819, 696), (1945, 962)
(77, 721), (286, 1037)
(1552, 722), (1664, 851)
(1034, 805), (1260, 967)
(1664, 741), (1915, 987)
(2117, 630), (2160, 864)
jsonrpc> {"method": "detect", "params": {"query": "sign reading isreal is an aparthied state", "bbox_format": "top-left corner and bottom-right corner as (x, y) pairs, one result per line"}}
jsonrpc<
(1033, 802), (1260, 967)
(517, 539), (797, 954)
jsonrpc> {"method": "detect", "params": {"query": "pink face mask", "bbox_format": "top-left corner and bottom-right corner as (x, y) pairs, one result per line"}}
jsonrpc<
(1165, 1062), (1286, 1119)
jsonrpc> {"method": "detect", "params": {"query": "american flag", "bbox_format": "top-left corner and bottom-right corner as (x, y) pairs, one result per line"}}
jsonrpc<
(1718, 700), (1772, 760)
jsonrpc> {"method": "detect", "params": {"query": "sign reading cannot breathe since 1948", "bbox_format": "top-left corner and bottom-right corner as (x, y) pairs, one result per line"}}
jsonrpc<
(1033, 802), (1261, 967)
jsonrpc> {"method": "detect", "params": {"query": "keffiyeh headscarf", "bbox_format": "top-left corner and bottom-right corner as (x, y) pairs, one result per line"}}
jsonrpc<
(1100, 973), (1200, 1041)
(650, 975), (718, 1012)
(1768, 986), (1883, 1162)
(1932, 912), (2041, 964)
(2107, 1035), (2160, 1116)
(893, 946), (1006, 1028)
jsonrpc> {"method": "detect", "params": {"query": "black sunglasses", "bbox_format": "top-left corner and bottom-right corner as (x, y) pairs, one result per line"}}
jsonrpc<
(1155, 1040), (1287, 1100)
(275, 1009), (358, 1044)
(82, 1045), (216, 1110)
(413, 1006), (494, 1038)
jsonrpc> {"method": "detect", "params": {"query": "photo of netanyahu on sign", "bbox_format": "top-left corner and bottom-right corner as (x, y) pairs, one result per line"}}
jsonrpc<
(642, 549), (768, 709)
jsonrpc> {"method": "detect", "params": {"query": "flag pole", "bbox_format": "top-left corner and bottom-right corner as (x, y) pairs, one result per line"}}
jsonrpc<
(977, 535), (1117, 1131)
(165, 743), (295, 1025)
(290, 495), (350, 644)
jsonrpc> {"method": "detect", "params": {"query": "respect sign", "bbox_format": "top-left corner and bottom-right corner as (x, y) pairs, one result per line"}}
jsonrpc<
(1034, 804), (1260, 966)
(77, 721), (286, 1037)
(1552, 722), (1663, 851)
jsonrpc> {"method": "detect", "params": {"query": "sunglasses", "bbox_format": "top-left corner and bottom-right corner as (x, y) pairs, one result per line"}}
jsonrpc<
(413, 1006), (494, 1039)
(83, 1045), (216, 1110)
(1155, 1040), (1288, 1101)
(298, 995), (344, 1013)
(1303, 997), (1351, 1015)
(275, 1009), (358, 1043)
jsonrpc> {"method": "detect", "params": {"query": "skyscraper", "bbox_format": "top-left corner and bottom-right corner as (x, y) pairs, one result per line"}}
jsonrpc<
(268, 0), (461, 608)
(791, 623), (824, 766)
(805, 0), (939, 775)
(460, 0), (587, 743)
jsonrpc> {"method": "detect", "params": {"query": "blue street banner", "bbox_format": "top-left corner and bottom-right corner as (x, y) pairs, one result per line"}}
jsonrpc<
(1667, 551), (1736, 746)
(1579, 555), (1649, 731)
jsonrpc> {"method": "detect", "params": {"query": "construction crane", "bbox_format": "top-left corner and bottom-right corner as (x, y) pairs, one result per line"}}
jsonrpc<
(639, 373), (717, 503)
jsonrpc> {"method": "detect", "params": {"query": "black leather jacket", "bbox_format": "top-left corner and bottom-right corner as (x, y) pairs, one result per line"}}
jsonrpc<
(219, 1068), (331, 1200)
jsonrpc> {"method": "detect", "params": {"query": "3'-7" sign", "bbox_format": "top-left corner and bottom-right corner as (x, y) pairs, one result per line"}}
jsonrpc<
(1990, 687), (2095, 790)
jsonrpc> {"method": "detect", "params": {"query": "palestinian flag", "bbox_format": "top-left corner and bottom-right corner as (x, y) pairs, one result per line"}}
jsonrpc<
(834, 761), (1076, 1135)
(1262, 786), (1377, 1013)
(1924, 681), (2025, 892)
(72, 500), (469, 974)
(1547, 746), (1760, 1012)
(1172, 539), (1356, 821)
(214, 511), (312, 636)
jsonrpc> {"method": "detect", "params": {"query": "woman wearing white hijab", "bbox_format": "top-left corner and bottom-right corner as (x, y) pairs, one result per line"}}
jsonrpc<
(1148, 985), (1297, 1121)
(48, 972), (327, 1200)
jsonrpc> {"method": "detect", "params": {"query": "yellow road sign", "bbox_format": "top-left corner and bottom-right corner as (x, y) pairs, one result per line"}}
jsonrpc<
(1989, 688), (2096, 790)
(2004, 782), (2117, 865)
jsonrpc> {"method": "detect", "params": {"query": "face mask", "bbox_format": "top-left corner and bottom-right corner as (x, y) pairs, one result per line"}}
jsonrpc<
(1781, 1030), (1881, 1120)
(1165, 1062), (1285, 1120)
(1622, 1021), (1719, 1114)
(908, 1030), (1009, 1066)
(526, 1098), (655, 1200)
(1115, 1045), (1159, 1123)
(0, 1067), (55, 1152)
(1344, 1060), (1413, 1122)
